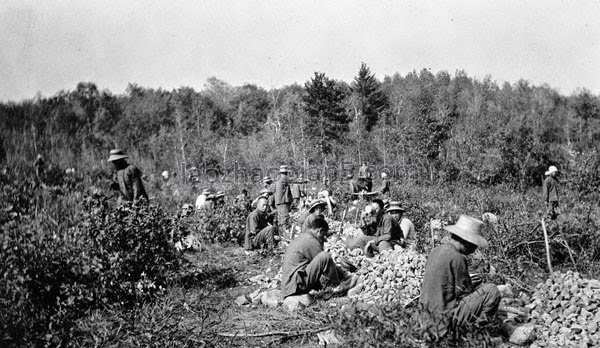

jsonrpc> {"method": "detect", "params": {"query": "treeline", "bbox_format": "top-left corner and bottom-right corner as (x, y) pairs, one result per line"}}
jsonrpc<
(1, 63), (599, 188)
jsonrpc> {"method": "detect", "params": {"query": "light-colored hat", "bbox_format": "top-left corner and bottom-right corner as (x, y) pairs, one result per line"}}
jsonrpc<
(262, 176), (273, 183)
(215, 191), (225, 198)
(386, 201), (405, 213)
(381, 172), (388, 178)
(279, 165), (290, 173)
(107, 149), (128, 162)
(161, 170), (169, 178)
(259, 188), (273, 196)
(545, 166), (558, 176)
(444, 215), (488, 248)
(308, 199), (327, 212)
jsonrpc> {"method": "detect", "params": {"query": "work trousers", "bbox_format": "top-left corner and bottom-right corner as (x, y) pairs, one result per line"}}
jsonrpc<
(345, 235), (395, 252)
(452, 283), (501, 328)
(546, 201), (559, 220)
(276, 203), (291, 230)
(245, 226), (276, 251)
(300, 252), (347, 292)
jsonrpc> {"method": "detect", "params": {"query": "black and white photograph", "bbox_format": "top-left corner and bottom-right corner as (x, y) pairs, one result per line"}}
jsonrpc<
(1, 1), (600, 347)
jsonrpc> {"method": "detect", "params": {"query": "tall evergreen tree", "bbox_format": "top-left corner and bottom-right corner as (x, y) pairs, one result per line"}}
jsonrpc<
(351, 63), (388, 131)
(303, 72), (349, 156)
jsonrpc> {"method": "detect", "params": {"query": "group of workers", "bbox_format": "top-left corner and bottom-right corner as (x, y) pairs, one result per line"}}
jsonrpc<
(102, 149), (563, 338)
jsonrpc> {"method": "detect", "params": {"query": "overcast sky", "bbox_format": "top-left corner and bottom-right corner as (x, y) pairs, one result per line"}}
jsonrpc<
(1, 0), (599, 101)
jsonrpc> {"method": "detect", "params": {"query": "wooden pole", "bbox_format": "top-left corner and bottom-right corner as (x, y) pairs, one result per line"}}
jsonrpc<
(430, 219), (435, 249)
(541, 218), (553, 274)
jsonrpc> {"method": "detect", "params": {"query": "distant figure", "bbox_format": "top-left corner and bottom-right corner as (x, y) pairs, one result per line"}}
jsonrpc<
(358, 163), (369, 179)
(235, 189), (251, 211)
(348, 173), (360, 195)
(108, 149), (148, 203)
(542, 165), (559, 220)
(161, 170), (170, 182)
(195, 189), (211, 210)
(379, 172), (390, 196)
(33, 154), (45, 180)
(274, 165), (294, 230)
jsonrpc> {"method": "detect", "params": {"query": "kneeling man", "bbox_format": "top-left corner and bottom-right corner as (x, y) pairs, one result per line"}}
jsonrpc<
(419, 214), (500, 334)
(281, 215), (357, 298)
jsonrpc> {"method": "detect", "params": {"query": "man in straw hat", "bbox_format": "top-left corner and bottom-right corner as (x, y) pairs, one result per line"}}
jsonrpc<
(108, 149), (148, 203)
(297, 199), (328, 234)
(244, 196), (277, 251)
(281, 215), (358, 299)
(386, 201), (415, 245)
(419, 215), (500, 334)
(274, 165), (294, 230)
(542, 165), (560, 220)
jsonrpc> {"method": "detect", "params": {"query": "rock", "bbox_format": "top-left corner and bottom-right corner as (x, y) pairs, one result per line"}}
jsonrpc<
(571, 324), (583, 334)
(317, 329), (342, 346)
(250, 289), (263, 304)
(234, 294), (250, 306)
(509, 324), (537, 345)
(261, 289), (282, 308)
(282, 294), (314, 311)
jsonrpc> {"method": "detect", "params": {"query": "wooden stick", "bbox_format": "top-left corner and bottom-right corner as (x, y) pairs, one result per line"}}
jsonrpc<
(430, 219), (435, 249)
(541, 218), (553, 274)
(217, 326), (331, 338)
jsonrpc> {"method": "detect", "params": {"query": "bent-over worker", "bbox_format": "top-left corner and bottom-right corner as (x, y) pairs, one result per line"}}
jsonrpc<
(281, 216), (358, 298)
(419, 215), (500, 335)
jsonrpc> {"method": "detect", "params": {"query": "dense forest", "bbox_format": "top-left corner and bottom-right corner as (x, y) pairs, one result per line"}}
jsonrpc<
(1, 63), (599, 189)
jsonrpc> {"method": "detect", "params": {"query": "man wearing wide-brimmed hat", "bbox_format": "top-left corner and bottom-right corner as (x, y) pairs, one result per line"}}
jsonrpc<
(419, 215), (500, 334)
(108, 149), (148, 203)
(386, 201), (415, 244)
(274, 165), (294, 230)
(542, 165), (559, 220)
(297, 199), (328, 234)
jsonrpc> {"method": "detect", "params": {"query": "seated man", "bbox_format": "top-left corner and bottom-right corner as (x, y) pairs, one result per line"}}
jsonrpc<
(297, 199), (327, 234)
(419, 215), (500, 335)
(386, 201), (415, 245)
(282, 215), (358, 298)
(345, 199), (404, 256)
(244, 197), (277, 251)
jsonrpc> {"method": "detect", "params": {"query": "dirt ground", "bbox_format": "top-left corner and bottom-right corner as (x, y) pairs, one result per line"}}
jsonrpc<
(180, 244), (329, 348)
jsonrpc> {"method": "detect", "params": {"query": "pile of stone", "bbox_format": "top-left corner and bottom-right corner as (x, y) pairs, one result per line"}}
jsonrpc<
(528, 271), (600, 347)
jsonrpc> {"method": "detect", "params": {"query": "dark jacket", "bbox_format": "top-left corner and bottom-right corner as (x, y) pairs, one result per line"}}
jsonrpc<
(419, 244), (472, 316)
(281, 232), (324, 298)
(112, 164), (148, 202)
(542, 176), (559, 202)
(374, 213), (403, 244)
(274, 175), (293, 205)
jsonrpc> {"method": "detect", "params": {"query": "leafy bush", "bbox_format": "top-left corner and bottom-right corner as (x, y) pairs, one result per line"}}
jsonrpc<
(1, 172), (187, 347)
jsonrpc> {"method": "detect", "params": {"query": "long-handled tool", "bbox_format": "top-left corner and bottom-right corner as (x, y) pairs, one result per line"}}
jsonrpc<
(541, 218), (553, 273)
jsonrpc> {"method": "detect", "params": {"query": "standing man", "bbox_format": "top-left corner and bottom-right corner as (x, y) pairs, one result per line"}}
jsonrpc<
(274, 165), (294, 231)
(542, 165), (559, 220)
(281, 216), (358, 298)
(244, 196), (277, 251)
(379, 172), (390, 196)
(419, 215), (500, 335)
(108, 149), (148, 203)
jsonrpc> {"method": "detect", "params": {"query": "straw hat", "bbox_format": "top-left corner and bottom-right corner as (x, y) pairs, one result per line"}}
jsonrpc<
(215, 191), (225, 198)
(259, 188), (273, 196)
(381, 172), (388, 178)
(107, 149), (128, 162)
(308, 199), (327, 212)
(385, 201), (405, 213)
(444, 215), (488, 248)
(545, 165), (558, 176)
(279, 165), (290, 173)
(161, 170), (169, 178)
